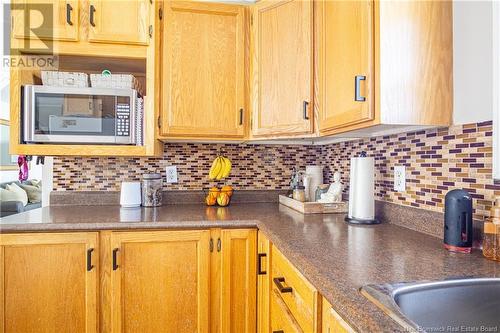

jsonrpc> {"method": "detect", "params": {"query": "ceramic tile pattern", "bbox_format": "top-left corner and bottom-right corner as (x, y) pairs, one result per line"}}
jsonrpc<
(53, 143), (322, 191)
(53, 121), (499, 220)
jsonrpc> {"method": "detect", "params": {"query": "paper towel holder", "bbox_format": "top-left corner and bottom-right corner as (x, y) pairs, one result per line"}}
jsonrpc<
(345, 151), (380, 225)
(345, 215), (380, 225)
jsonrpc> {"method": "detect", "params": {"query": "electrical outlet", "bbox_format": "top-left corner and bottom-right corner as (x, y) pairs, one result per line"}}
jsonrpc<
(394, 165), (406, 192)
(165, 166), (178, 183)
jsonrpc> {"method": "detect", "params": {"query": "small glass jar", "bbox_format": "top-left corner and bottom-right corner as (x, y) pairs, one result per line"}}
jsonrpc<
(142, 173), (162, 207)
(483, 219), (500, 261)
(293, 186), (306, 202)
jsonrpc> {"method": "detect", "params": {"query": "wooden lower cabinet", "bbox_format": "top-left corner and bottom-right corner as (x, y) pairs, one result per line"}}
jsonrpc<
(1, 229), (356, 333)
(271, 246), (321, 333)
(0, 232), (99, 333)
(322, 298), (355, 333)
(104, 230), (211, 333)
(101, 228), (256, 333)
(257, 231), (272, 333)
(210, 229), (257, 333)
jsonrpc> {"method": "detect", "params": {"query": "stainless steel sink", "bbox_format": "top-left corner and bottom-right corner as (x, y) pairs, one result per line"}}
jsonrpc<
(361, 278), (500, 333)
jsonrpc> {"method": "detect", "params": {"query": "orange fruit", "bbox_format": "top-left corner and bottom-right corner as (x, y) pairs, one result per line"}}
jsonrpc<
(208, 187), (220, 200)
(205, 194), (217, 206)
(217, 192), (231, 207)
(221, 185), (233, 197)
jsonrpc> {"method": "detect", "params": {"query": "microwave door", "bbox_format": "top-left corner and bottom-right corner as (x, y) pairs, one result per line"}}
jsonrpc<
(23, 85), (136, 145)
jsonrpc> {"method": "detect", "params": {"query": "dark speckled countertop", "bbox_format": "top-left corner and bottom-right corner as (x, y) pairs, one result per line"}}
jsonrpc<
(1, 203), (499, 332)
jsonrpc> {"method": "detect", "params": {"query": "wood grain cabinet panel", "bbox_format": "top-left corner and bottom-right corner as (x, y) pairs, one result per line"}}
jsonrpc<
(87, 0), (150, 45)
(317, 0), (374, 133)
(271, 245), (321, 333)
(161, 1), (246, 138)
(317, 0), (452, 136)
(322, 298), (355, 333)
(107, 230), (210, 333)
(270, 289), (302, 333)
(251, 0), (314, 137)
(11, 0), (80, 41)
(257, 231), (272, 333)
(218, 229), (257, 333)
(0, 232), (98, 333)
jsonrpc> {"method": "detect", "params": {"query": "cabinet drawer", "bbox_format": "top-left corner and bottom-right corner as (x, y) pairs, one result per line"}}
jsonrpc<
(271, 246), (319, 332)
(271, 289), (302, 333)
(322, 298), (356, 333)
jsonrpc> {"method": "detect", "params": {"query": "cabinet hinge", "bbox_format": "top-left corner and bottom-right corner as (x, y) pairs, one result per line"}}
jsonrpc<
(209, 238), (214, 252)
(149, 25), (153, 38)
(159, 7), (163, 20)
(157, 116), (161, 128)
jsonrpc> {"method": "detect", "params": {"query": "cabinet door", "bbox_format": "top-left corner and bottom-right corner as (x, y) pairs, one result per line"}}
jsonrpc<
(257, 231), (272, 333)
(109, 230), (210, 333)
(251, 0), (313, 137)
(161, 1), (246, 138)
(317, 0), (374, 133)
(219, 229), (257, 333)
(0, 232), (98, 333)
(11, 0), (79, 41)
(322, 298), (355, 333)
(87, 0), (150, 45)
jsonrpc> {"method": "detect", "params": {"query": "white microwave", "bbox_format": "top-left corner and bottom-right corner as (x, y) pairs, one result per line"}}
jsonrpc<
(23, 85), (143, 145)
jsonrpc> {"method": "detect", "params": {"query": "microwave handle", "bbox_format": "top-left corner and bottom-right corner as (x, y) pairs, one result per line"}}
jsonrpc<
(23, 85), (35, 143)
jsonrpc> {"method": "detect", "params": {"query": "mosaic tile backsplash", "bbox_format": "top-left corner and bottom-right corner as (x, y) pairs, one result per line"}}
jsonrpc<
(53, 121), (498, 220)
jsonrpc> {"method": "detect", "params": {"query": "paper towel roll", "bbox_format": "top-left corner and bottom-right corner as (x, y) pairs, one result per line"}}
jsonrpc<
(305, 165), (323, 202)
(348, 156), (375, 220)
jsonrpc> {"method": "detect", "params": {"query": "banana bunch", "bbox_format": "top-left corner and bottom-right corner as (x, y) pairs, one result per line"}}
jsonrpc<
(209, 155), (232, 180)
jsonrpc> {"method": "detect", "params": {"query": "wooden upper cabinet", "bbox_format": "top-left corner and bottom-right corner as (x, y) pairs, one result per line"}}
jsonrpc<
(377, 0), (453, 126)
(161, 1), (246, 139)
(87, 0), (150, 45)
(251, 0), (313, 137)
(108, 230), (210, 333)
(0, 232), (98, 333)
(219, 229), (257, 333)
(11, 0), (80, 41)
(317, 0), (374, 133)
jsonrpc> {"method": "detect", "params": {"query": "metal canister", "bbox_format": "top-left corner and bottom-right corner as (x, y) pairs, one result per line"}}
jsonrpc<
(142, 173), (162, 207)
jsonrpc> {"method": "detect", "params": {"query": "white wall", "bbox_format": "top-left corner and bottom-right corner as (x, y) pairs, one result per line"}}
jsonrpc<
(493, 1), (500, 179)
(453, 0), (494, 124)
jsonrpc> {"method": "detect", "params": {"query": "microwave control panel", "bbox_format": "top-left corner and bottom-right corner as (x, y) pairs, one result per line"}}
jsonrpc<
(116, 103), (130, 136)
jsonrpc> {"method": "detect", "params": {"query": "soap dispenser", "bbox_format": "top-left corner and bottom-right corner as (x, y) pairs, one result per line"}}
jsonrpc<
(444, 189), (473, 253)
(483, 197), (500, 261)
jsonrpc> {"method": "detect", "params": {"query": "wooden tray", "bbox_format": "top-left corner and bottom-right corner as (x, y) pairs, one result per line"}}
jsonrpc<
(279, 195), (348, 214)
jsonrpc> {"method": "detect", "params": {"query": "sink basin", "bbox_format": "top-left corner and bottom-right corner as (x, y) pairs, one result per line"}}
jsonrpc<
(361, 278), (500, 333)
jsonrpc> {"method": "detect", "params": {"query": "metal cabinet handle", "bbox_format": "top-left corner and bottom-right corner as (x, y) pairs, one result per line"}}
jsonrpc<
(87, 248), (94, 271)
(273, 277), (292, 293)
(239, 108), (244, 125)
(257, 253), (267, 275)
(217, 238), (221, 252)
(210, 238), (214, 252)
(303, 100), (309, 120)
(89, 4), (96, 27)
(112, 248), (119, 270)
(66, 3), (73, 25)
(355, 75), (366, 102)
